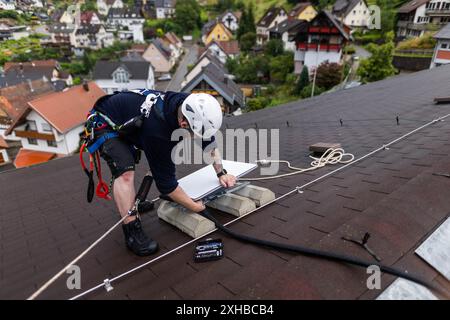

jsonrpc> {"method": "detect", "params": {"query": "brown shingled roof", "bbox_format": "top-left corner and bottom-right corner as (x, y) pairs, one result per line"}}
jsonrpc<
(0, 79), (55, 125)
(1, 66), (450, 300)
(398, 0), (431, 13)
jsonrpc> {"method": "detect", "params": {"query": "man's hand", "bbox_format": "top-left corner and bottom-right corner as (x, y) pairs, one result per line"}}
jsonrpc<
(192, 200), (206, 213)
(219, 174), (236, 188)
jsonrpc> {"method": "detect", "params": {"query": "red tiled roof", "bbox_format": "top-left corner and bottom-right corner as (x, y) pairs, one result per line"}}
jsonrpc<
(3, 60), (58, 72)
(217, 40), (240, 55)
(26, 82), (105, 134)
(13, 148), (56, 168)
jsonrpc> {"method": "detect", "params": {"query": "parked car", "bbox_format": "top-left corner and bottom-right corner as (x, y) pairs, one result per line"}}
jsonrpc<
(158, 74), (172, 81)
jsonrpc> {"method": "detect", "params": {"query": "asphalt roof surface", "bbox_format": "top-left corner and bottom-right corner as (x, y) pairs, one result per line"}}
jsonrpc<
(1, 65), (450, 300)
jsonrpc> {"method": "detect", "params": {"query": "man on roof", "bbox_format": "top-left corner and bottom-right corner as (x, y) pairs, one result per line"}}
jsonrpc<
(88, 90), (236, 256)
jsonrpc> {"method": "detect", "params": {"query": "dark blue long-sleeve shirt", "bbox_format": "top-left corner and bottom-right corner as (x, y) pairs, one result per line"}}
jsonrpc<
(95, 90), (215, 194)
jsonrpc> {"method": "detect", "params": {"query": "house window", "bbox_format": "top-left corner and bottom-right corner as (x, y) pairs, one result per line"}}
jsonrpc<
(26, 120), (37, 131)
(28, 138), (38, 145)
(114, 69), (129, 83)
(41, 123), (52, 132)
(47, 140), (57, 147)
(442, 43), (448, 49)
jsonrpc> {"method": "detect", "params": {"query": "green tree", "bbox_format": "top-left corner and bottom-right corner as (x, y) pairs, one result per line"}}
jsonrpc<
(295, 66), (310, 95)
(237, 3), (255, 40)
(239, 32), (256, 53)
(174, 0), (201, 33)
(300, 84), (325, 98)
(269, 52), (294, 84)
(316, 62), (343, 90)
(357, 32), (397, 83)
(264, 39), (284, 56)
(376, 0), (396, 36)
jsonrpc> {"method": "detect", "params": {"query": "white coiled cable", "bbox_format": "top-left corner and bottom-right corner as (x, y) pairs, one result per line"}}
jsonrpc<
(241, 148), (355, 181)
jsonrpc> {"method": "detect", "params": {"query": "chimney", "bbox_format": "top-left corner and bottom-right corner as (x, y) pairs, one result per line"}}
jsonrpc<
(82, 80), (89, 91)
(224, 75), (228, 85)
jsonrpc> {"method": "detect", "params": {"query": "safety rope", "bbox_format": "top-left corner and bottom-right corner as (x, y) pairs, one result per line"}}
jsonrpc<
(67, 113), (450, 300)
(241, 148), (355, 181)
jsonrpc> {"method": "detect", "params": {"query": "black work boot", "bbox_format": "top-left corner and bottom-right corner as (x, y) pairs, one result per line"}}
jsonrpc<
(137, 200), (154, 214)
(122, 218), (158, 256)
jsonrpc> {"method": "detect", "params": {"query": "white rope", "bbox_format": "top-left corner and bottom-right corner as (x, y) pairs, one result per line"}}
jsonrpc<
(241, 148), (355, 181)
(27, 215), (128, 300)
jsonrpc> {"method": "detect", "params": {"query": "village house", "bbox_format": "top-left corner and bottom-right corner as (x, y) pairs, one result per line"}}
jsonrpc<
(161, 31), (183, 60)
(332, 0), (371, 29)
(181, 62), (244, 114)
(97, 0), (124, 16)
(202, 21), (233, 45)
(107, 7), (145, 42)
(268, 19), (304, 51)
(204, 40), (240, 64)
(0, 0), (15, 10)
(256, 6), (288, 45)
(0, 22), (29, 41)
(71, 24), (115, 51)
(80, 11), (102, 25)
(287, 2), (317, 21)
(291, 10), (350, 73)
(0, 60), (73, 91)
(218, 10), (241, 32)
(5, 82), (105, 168)
(47, 23), (74, 45)
(182, 51), (226, 88)
(430, 23), (450, 68)
(396, 0), (450, 39)
(142, 38), (174, 74)
(93, 58), (155, 94)
(155, 0), (176, 19)
(0, 79), (55, 141)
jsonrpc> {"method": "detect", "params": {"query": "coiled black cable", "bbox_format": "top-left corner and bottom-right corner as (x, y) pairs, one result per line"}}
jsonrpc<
(199, 209), (445, 297)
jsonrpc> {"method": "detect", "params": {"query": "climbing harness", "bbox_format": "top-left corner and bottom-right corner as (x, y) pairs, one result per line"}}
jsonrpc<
(79, 89), (166, 202)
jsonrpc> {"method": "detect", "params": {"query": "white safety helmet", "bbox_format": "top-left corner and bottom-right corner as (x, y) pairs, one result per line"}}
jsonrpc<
(181, 93), (223, 139)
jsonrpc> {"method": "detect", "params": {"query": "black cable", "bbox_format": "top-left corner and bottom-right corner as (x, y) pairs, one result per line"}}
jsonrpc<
(199, 209), (446, 296)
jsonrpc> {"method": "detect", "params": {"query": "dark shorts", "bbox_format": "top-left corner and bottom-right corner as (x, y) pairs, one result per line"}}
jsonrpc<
(99, 133), (137, 179)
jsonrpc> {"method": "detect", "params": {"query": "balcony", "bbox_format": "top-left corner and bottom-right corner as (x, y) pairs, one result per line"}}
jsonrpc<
(297, 43), (341, 52)
(15, 130), (56, 141)
(426, 8), (450, 16)
(308, 26), (340, 34)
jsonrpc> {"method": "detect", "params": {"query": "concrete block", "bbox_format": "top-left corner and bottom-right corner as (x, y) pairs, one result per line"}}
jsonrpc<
(157, 201), (215, 238)
(233, 185), (276, 207)
(206, 193), (256, 217)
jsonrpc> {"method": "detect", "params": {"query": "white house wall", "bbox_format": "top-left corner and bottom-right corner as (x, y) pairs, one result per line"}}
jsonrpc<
(343, 1), (370, 27)
(304, 50), (342, 70)
(17, 111), (69, 154)
(0, 149), (9, 163)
